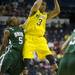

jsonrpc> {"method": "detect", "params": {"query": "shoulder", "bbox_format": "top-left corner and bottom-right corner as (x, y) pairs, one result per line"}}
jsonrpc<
(29, 10), (39, 17)
(4, 27), (15, 35)
(6, 27), (14, 31)
(3, 28), (10, 36)
(4, 27), (10, 33)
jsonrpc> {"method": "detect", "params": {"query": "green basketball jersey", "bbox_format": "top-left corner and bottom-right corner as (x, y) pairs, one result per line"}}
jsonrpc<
(65, 30), (75, 53)
(6, 26), (24, 50)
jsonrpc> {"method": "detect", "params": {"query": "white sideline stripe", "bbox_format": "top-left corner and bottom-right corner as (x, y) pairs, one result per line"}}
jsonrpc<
(0, 47), (10, 71)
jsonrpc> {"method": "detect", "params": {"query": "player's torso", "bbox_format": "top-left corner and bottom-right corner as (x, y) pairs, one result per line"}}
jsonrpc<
(65, 32), (75, 53)
(8, 27), (24, 50)
(24, 10), (47, 36)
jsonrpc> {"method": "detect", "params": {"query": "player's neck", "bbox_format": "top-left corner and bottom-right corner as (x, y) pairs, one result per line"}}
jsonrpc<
(39, 10), (46, 14)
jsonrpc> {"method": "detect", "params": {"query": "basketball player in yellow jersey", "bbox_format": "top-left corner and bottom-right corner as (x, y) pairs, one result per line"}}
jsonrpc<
(22, 0), (60, 74)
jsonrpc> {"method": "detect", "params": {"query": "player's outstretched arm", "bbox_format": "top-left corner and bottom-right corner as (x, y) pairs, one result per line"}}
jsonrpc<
(0, 30), (10, 53)
(29, 0), (43, 16)
(47, 0), (60, 20)
(61, 36), (71, 50)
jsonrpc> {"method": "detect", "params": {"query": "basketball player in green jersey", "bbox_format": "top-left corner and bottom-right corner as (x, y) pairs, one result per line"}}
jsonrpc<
(57, 29), (75, 75)
(0, 17), (24, 75)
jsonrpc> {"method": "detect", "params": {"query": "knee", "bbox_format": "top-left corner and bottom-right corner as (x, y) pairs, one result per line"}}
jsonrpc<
(23, 59), (31, 69)
(46, 55), (56, 65)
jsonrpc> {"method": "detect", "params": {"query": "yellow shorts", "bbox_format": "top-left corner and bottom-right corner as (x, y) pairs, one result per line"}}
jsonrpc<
(22, 35), (52, 60)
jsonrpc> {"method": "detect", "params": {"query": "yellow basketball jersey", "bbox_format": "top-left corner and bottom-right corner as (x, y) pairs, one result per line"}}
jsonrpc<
(23, 10), (47, 36)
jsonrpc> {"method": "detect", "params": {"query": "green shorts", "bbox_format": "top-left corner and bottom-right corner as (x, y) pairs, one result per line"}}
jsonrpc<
(0, 48), (24, 75)
(57, 52), (75, 75)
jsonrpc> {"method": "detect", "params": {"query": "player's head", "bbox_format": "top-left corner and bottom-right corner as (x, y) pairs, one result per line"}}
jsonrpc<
(7, 16), (20, 26)
(39, 1), (46, 12)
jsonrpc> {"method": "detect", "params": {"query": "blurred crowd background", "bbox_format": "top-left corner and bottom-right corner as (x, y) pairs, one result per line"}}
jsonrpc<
(0, 0), (75, 74)
(0, 0), (75, 48)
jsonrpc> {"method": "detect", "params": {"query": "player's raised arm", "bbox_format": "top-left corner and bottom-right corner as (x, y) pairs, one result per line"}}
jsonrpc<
(29, 0), (43, 16)
(61, 36), (71, 50)
(47, 0), (60, 20)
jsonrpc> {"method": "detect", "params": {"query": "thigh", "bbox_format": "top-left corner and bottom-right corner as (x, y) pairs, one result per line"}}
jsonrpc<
(22, 38), (36, 59)
(8, 57), (24, 75)
(67, 53), (75, 75)
(1, 49), (20, 73)
(57, 54), (69, 75)
(1, 51), (14, 73)
(5, 50), (23, 75)
(36, 37), (52, 60)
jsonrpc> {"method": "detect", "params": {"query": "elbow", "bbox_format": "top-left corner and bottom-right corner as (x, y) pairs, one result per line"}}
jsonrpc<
(3, 41), (8, 49)
(58, 8), (60, 14)
(55, 8), (60, 16)
(1, 44), (6, 50)
(54, 5), (61, 15)
(56, 7), (60, 15)
(2, 44), (7, 49)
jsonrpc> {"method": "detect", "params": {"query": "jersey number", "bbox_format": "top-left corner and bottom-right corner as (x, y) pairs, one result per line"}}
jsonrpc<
(37, 19), (42, 25)
(19, 37), (23, 44)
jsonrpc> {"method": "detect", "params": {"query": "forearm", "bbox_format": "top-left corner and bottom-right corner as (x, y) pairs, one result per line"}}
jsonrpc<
(0, 30), (9, 54)
(0, 40), (8, 51)
(34, 0), (43, 9)
(47, 0), (60, 19)
(54, 0), (60, 13)
(0, 45), (6, 55)
(30, 0), (43, 12)
(61, 36), (71, 50)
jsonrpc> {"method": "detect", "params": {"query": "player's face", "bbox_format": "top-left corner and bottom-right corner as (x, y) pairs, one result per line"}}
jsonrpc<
(40, 2), (46, 12)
